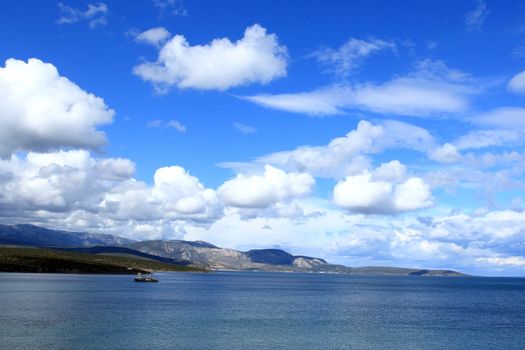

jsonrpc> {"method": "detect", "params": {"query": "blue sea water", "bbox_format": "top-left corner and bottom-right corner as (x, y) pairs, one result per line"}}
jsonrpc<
(0, 272), (524, 350)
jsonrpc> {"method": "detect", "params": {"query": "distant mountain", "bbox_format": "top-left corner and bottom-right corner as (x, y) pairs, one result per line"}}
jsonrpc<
(57, 246), (192, 266)
(124, 240), (393, 274)
(125, 240), (464, 276)
(0, 224), (466, 276)
(0, 224), (134, 247)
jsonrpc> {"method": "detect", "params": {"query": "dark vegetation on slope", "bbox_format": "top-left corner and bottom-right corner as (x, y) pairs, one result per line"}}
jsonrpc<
(0, 246), (202, 274)
(57, 246), (192, 266)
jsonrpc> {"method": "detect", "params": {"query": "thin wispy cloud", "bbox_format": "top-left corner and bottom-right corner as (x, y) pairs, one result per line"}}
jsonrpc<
(312, 38), (396, 78)
(147, 119), (187, 133)
(508, 71), (525, 94)
(152, 0), (188, 16)
(466, 0), (488, 31)
(512, 45), (525, 59)
(57, 2), (108, 28)
(243, 60), (474, 117)
(233, 122), (257, 134)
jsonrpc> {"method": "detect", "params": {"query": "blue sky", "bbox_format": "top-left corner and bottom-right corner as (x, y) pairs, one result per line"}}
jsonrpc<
(1, 0), (525, 275)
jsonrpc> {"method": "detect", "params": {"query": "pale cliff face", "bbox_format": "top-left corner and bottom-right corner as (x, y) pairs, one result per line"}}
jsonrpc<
(293, 257), (326, 268)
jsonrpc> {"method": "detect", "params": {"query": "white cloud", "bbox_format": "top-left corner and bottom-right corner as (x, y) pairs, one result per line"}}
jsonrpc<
(152, 0), (187, 16)
(243, 60), (472, 117)
(166, 120), (187, 132)
(148, 166), (219, 218)
(233, 122), (257, 134)
(243, 88), (345, 115)
(282, 120), (387, 177)
(472, 107), (525, 129)
(2, 148), (524, 275)
(349, 77), (467, 116)
(135, 27), (171, 47)
(0, 150), (317, 234)
(466, 0), (488, 31)
(0, 150), (133, 213)
(146, 119), (163, 128)
(429, 143), (462, 163)
(0, 150), (221, 231)
(333, 172), (432, 214)
(134, 24), (288, 91)
(392, 178), (433, 212)
(513, 46), (525, 59)
(178, 200), (525, 275)
(313, 38), (396, 77)
(454, 129), (523, 150)
(333, 173), (393, 212)
(372, 160), (407, 182)
(218, 165), (315, 208)
(226, 120), (434, 179)
(477, 256), (525, 267)
(57, 2), (108, 28)
(462, 150), (525, 169)
(0, 58), (114, 157)
(147, 119), (186, 132)
(508, 70), (525, 93)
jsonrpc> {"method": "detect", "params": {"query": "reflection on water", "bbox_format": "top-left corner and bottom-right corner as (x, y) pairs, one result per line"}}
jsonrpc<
(1, 272), (524, 349)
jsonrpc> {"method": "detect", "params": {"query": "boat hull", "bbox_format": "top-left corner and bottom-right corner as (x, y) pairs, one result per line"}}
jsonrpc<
(134, 278), (158, 282)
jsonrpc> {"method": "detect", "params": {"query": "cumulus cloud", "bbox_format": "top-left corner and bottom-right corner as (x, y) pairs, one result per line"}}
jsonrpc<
(372, 160), (407, 182)
(57, 2), (108, 28)
(0, 58), (114, 157)
(0, 150), (222, 233)
(135, 27), (171, 47)
(508, 70), (525, 94)
(243, 60), (472, 116)
(429, 143), (462, 163)
(224, 120), (434, 179)
(0, 150), (134, 214)
(2, 148), (524, 275)
(149, 166), (219, 217)
(133, 24), (288, 91)
(218, 165), (315, 208)
(333, 170), (433, 214)
(313, 38), (396, 77)
(0, 151), (320, 234)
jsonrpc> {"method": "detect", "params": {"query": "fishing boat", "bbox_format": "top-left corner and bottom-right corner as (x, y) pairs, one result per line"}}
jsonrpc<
(134, 272), (158, 282)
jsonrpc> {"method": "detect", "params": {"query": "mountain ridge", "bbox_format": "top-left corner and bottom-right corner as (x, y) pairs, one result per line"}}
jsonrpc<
(0, 224), (134, 247)
(0, 223), (466, 276)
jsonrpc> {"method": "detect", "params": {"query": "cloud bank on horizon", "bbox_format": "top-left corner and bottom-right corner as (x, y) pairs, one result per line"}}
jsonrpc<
(1, 0), (525, 276)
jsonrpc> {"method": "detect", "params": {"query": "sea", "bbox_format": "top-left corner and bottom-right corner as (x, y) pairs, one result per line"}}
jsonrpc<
(1, 272), (524, 350)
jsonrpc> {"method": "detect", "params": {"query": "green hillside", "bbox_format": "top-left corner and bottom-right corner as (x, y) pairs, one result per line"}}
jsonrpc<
(0, 246), (203, 274)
